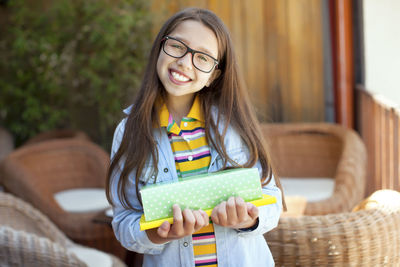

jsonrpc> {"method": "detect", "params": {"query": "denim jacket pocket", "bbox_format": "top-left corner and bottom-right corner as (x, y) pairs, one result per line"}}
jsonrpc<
(138, 165), (175, 188)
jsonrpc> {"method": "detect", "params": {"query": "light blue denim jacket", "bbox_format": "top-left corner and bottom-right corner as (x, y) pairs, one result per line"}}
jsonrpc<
(109, 107), (283, 267)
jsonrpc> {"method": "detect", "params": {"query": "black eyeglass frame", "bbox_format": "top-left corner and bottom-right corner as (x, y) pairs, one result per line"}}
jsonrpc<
(161, 36), (219, 73)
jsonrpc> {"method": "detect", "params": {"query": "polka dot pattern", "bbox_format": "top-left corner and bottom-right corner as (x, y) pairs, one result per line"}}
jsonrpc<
(140, 168), (262, 221)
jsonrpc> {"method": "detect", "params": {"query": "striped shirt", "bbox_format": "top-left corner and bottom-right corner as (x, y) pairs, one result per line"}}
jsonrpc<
(159, 96), (218, 267)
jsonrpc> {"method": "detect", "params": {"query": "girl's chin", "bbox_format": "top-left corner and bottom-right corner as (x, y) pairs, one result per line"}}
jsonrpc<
(165, 90), (196, 99)
(166, 91), (190, 98)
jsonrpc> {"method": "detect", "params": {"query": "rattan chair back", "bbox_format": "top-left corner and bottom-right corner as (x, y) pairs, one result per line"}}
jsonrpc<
(261, 123), (367, 215)
(0, 139), (126, 259)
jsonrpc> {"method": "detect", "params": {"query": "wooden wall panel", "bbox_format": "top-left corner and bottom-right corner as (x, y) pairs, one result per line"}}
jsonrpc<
(150, 0), (325, 123)
(263, 0), (280, 121)
(244, 0), (268, 117)
(230, 1), (245, 79)
(356, 87), (400, 196)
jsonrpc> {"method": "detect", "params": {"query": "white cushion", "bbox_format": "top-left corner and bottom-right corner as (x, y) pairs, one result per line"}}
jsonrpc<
(105, 208), (113, 217)
(54, 188), (110, 213)
(280, 177), (335, 202)
(68, 245), (112, 267)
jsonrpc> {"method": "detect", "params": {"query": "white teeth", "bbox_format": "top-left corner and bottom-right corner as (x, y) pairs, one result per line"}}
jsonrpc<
(171, 71), (189, 82)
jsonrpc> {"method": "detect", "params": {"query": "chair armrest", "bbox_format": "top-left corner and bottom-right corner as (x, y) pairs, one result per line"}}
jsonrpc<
(265, 190), (400, 266)
(0, 226), (86, 267)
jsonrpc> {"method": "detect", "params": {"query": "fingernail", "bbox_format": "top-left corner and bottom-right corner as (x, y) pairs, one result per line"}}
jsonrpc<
(160, 221), (168, 230)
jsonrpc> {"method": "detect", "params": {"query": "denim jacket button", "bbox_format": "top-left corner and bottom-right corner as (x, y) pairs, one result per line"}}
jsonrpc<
(183, 242), (188, 247)
(163, 168), (168, 173)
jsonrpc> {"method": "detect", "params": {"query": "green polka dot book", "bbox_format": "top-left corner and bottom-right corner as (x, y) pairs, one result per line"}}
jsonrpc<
(139, 168), (277, 230)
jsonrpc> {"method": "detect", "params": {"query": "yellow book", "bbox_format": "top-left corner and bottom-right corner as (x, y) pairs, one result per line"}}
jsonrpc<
(139, 194), (276, 231)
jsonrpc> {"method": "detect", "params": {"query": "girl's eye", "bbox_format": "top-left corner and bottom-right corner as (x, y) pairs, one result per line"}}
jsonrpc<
(197, 54), (209, 62)
(170, 43), (184, 50)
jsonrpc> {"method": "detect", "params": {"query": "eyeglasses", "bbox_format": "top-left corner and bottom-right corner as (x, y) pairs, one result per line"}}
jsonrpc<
(161, 36), (219, 73)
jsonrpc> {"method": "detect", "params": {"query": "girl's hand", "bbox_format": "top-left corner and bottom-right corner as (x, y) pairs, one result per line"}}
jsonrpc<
(146, 204), (209, 244)
(211, 196), (259, 230)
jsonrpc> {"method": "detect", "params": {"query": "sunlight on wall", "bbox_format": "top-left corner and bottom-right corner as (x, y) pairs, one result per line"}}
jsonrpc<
(364, 0), (400, 107)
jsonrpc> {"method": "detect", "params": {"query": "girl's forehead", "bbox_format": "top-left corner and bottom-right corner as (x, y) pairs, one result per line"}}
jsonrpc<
(168, 20), (219, 57)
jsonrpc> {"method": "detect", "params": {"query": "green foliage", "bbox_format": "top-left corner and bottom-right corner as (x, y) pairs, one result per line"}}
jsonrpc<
(0, 0), (151, 149)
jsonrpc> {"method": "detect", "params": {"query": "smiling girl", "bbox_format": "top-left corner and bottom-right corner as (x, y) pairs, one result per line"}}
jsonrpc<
(106, 7), (283, 267)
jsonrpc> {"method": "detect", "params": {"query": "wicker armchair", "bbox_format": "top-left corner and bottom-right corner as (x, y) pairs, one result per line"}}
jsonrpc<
(0, 192), (126, 267)
(0, 139), (126, 259)
(261, 123), (367, 215)
(265, 189), (400, 266)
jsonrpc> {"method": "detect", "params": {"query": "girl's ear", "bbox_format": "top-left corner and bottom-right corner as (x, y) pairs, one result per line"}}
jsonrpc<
(206, 69), (221, 87)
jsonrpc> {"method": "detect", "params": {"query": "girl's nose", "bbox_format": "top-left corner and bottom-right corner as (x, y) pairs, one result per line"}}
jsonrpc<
(176, 52), (193, 70)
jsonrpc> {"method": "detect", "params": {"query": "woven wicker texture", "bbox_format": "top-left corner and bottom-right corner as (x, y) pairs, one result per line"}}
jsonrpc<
(0, 139), (126, 260)
(261, 123), (367, 215)
(0, 192), (126, 267)
(265, 189), (400, 266)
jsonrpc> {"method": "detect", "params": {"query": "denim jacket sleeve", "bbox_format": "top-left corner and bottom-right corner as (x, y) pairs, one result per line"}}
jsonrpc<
(238, 168), (282, 237)
(212, 121), (283, 237)
(109, 119), (167, 254)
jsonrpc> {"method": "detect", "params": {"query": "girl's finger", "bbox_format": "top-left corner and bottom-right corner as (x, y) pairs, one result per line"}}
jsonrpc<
(226, 197), (238, 224)
(200, 209), (209, 226)
(247, 203), (259, 220)
(182, 208), (195, 233)
(235, 196), (247, 222)
(211, 205), (220, 225)
(171, 204), (184, 235)
(192, 210), (205, 231)
(157, 220), (171, 238)
(216, 201), (228, 225)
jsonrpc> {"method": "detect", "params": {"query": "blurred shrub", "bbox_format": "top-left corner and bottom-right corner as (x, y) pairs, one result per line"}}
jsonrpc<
(0, 0), (151, 149)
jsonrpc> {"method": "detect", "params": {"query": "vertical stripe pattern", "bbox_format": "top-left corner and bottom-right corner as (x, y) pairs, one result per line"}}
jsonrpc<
(159, 97), (218, 266)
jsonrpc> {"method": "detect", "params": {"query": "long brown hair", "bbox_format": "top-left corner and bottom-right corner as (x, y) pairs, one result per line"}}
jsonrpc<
(106, 7), (282, 209)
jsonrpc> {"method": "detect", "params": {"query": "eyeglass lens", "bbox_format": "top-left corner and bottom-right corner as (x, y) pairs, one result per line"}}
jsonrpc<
(163, 38), (215, 72)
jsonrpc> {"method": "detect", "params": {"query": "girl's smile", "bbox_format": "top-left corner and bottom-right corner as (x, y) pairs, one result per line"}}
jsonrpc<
(168, 68), (192, 84)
